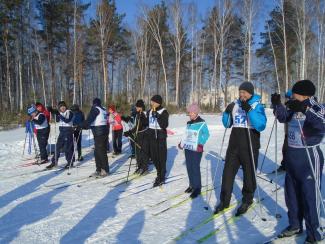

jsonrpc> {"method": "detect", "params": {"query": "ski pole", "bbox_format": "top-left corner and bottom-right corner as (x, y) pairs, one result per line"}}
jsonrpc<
(126, 157), (134, 184)
(297, 120), (325, 226)
(22, 129), (28, 157)
(88, 129), (91, 148)
(259, 117), (276, 174)
(246, 117), (266, 221)
(274, 116), (281, 219)
(67, 129), (82, 175)
(54, 113), (57, 167)
(204, 121), (228, 210)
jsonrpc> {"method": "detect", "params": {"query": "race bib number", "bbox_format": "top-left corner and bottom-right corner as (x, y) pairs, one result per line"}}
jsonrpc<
(181, 129), (199, 151)
(233, 107), (248, 128)
(288, 113), (305, 148)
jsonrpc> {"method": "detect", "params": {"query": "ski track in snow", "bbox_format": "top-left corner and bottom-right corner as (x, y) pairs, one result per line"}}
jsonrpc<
(0, 110), (324, 244)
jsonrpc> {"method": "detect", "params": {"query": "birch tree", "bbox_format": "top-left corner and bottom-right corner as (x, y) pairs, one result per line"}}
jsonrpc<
(142, 3), (169, 105)
(169, 0), (187, 107)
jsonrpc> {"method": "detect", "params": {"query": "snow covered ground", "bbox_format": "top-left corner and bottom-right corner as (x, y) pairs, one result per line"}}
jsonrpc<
(0, 109), (324, 244)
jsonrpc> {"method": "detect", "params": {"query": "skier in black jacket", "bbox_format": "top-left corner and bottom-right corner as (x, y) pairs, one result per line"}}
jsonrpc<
(71, 104), (85, 161)
(79, 98), (109, 177)
(124, 99), (149, 175)
(147, 95), (169, 187)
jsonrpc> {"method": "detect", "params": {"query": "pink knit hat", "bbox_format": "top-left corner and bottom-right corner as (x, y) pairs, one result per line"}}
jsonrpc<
(187, 103), (200, 114)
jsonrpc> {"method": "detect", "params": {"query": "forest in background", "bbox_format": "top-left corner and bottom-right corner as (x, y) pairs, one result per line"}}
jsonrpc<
(0, 0), (325, 125)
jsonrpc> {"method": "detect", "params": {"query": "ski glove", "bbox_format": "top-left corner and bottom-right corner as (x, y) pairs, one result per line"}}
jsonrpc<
(197, 144), (203, 152)
(241, 101), (252, 113)
(123, 131), (131, 137)
(287, 99), (307, 113)
(225, 102), (235, 113)
(271, 93), (281, 106)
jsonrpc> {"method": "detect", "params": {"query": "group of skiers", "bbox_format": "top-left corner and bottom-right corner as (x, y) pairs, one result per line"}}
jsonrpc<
(27, 94), (170, 187)
(26, 79), (324, 243)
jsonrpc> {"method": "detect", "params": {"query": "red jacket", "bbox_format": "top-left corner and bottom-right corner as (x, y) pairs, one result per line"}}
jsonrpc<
(108, 112), (123, 131)
(36, 104), (51, 123)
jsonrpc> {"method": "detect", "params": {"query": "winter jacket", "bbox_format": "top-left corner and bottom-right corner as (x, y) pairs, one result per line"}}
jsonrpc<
(108, 112), (123, 131)
(56, 110), (74, 133)
(185, 116), (210, 148)
(222, 94), (267, 132)
(274, 96), (325, 147)
(83, 105), (108, 137)
(222, 94), (267, 150)
(72, 110), (85, 126)
(147, 106), (169, 139)
(131, 111), (149, 134)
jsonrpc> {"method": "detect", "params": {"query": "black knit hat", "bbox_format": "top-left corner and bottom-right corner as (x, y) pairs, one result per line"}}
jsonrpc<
(292, 80), (316, 96)
(135, 99), (145, 110)
(239, 81), (254, 95)
(151, 95), (163, 105)
(58, 101), (67, 108)
(93, 98), (101, 106)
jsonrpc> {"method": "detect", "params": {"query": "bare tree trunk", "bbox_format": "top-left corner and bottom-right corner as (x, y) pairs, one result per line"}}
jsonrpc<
(280, 0), (289, 91)
(170, 0), (186, 107)
(268, 23), (281, 93)
(34, 31), (47, 106)
(4, 30), (13, 111)
(73, 0), (77, 104)
(143, 5), (169, 105)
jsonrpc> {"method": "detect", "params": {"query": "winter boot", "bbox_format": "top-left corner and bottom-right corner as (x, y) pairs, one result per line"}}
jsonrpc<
(78, 156), (84, 161)
(184, 186), (193, 193)
(89, 171), (100, 178)
(277, 226), (302, 238)
(235, 202), (253, 216)
(190, 189), (201, 199)
(214, 202), (229, 214)
(46, 162), (56, 170)
(153, 177), (161, 187)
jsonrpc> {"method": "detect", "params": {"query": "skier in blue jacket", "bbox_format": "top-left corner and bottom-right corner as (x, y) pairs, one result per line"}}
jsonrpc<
(214, 81), (267, 216)
(271, 80), (325, 243)
(178, 103), (210, 199)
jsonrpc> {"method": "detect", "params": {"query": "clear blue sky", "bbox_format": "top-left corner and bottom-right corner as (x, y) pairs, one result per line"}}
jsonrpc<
(85, 0), (276, 47)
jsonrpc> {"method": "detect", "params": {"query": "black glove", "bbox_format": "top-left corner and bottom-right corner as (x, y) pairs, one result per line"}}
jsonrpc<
(47, 106), (53, 113)
(287, 99), (307, 113)
(50, 108), (59, 115)
(271, 93), (281, 106)
(241, 100), (252, 113)
(123, 131), (131, 137)
(225, 102), (235, 113)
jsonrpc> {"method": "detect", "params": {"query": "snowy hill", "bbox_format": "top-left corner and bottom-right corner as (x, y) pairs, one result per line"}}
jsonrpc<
(0, 109), (324, 244)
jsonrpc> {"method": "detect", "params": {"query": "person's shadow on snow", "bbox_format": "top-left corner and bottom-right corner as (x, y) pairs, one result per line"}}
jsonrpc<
(60, 179), (130, 243)
(0, 188), (64, 243)
(176, 195), (216, 243)
(116, 210), (145, 243)
(166, 146), (178, 178)
(0, 170), (64, 209)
